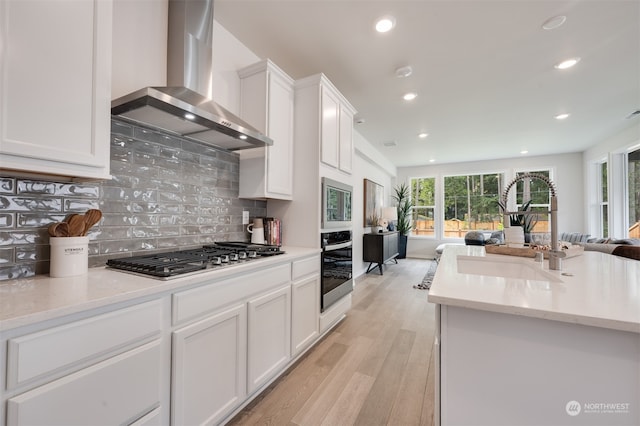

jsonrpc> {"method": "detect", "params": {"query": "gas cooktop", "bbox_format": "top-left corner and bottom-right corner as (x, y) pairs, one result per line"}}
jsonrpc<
(106, 242), (284, 280)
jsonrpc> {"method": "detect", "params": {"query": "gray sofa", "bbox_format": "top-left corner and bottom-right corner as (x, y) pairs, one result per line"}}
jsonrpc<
(559, 232), (640, 256)
(580, 238), (640, 254)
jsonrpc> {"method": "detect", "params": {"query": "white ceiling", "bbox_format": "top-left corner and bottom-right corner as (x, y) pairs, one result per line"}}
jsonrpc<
(215, 0), (640, 167)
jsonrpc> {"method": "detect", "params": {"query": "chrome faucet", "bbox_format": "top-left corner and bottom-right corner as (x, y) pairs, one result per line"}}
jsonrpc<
(500, 173), (565, 270)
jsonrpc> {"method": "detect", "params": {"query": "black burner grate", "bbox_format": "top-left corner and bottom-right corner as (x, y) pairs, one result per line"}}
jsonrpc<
(107, 243), (284, 278)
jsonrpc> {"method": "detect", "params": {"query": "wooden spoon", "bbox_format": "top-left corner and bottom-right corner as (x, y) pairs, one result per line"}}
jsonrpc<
(48, 222), (69, 237)
(82, 209), (102, 236)
(56, 222), (70, 237)
(47, 222), (59, 237)
(66, 214), (86, 237)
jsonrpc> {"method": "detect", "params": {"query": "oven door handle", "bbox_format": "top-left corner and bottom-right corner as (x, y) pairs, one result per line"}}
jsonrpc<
(323, 241), (353, 251)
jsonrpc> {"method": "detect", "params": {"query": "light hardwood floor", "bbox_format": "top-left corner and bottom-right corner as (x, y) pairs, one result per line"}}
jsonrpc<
(229, 258), (437, 426)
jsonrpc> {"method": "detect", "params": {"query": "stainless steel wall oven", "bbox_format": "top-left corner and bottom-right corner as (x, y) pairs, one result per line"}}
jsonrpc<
(321, 230), (353, 312)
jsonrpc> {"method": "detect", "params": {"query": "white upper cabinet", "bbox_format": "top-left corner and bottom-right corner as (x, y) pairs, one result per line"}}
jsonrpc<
(238, 59), (294, 200)
(297, 74), (356, 175)
(0, 0), (112, 180)
(320, 86), (340, 168)
(339, 104), (354, 174)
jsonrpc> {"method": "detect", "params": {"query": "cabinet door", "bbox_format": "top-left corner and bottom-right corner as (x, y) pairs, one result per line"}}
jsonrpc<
(238, 60), (294, 200)
(320, 86), (340, 168)
(171, 304), (247, 426)
(363, 234), (383, 263)
(265, 70), (294, 197)
(0, 0), (112, 180)
(291, 276), (320, 356)
(7, 341), (161, 426)
(247, 285), (292, 393)
(338, 105), (354, 174)
(385, 232), (399, 261)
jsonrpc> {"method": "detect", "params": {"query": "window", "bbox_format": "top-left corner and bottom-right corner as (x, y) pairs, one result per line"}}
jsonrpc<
(597, 161), (609, 238)
(515, 170), (552, 233)
(410, 177), (435, 237)
(443, 173), (503, 238)
(628, 148), (640, 238)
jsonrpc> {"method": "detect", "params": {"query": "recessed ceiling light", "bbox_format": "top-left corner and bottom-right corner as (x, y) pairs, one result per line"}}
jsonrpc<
(521, 150), (529, 155)
(184, 113), (195, 120)
(383, 141), (397, 147)
(375, 16), (396, 33)
(403, 92), (417, 101)
(554, 57), (580, 70)
(542, 15), (567, 30)
(395, 65), (413, 78)
(429, 159), (435, 163)
(418, 132), (429, 138)
(239, 135), (248, 140)
(555, 113), (570, 120)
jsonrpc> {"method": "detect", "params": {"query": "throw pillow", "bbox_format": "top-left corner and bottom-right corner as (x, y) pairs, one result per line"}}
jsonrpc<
(612, 245), (640, 261)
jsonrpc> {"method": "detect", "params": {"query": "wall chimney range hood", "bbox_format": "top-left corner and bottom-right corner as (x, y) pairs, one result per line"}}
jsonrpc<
(111, 0), (273, 150)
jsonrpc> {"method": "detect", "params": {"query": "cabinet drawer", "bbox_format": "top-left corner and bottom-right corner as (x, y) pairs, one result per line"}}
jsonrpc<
(173, 263), (291, 326)
(7, 300), (163, 389)
(292, 255), (320, 281)
(7, 340), (162, 426)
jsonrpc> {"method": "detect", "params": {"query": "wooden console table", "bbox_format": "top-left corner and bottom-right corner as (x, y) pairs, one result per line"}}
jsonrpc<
(363, 231), (399, 275)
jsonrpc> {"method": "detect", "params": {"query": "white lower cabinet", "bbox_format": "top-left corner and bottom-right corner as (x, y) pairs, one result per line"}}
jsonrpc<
(247, 285), (292, 393)
(291, 256), (320, 357)
(320, 293), (352, 333)
(171, 303), (247, 426)
(2, 299), (166, 426)
(7, 341), (162, 426)
(1, 255), (327, 426)
(291, 276), (320, 356)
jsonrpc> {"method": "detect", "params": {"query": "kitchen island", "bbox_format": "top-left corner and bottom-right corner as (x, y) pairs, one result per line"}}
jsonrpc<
(428, 245), (639, 426)
(0, 246), (350, 426)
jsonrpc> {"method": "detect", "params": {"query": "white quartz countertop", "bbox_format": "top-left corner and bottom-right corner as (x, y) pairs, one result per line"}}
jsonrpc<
(428, 245), (640, 333)
(0, 246), (320, 331)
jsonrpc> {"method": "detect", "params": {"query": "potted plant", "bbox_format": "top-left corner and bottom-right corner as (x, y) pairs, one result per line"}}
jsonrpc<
(369, 210), (383, 233)
(393, 183), (413, 258)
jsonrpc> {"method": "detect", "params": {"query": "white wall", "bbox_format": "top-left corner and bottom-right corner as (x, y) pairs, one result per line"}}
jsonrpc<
(211, 21), (260, 114)
(352, 131), (397, 277)
(397, 152), (584, 259)
(583, 122), (640, 238)
(110, 4), (260, 112)
(111, 0), (168, 99)
(583, 123), (640, 162)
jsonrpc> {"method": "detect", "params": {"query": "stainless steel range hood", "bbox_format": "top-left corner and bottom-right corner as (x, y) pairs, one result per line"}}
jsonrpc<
(111, 0), (272, 150)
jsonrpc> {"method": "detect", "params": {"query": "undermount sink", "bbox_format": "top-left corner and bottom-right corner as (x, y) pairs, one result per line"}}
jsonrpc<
(456, 255), (563, 283)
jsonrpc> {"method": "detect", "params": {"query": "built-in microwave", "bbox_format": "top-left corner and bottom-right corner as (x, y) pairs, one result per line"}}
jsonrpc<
(321, 177), (353, 231)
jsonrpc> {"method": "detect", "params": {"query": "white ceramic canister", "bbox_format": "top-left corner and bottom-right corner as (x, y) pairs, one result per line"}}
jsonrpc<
(50, 236), (89, 277)
(247, 218), (265, 244)
(504, 226), (525, 247)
